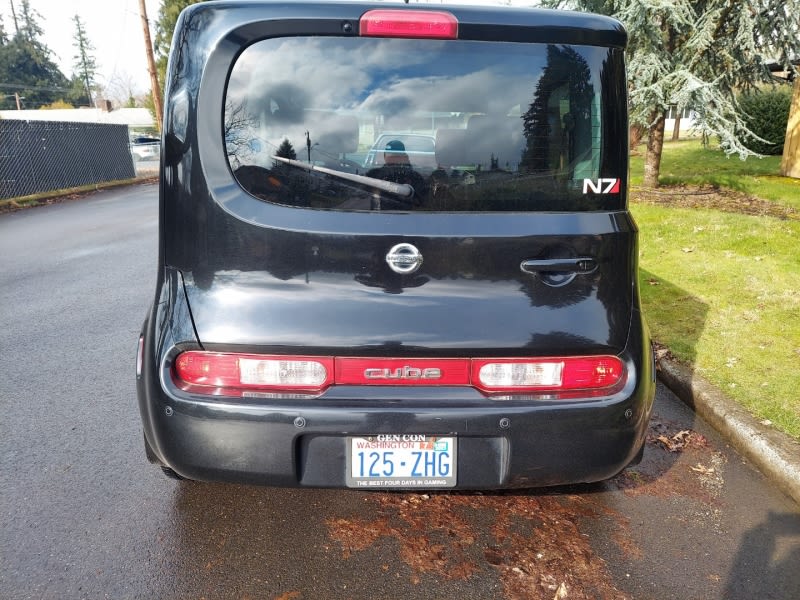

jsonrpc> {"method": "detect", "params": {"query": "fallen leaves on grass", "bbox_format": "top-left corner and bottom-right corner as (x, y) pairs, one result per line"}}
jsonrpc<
(652, 342), (673, 362)
(631, 185), (799, 220)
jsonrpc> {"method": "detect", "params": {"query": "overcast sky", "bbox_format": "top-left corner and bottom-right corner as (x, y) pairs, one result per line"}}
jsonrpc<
(1, 0), (161, 97)
(0, 0), (537, 99)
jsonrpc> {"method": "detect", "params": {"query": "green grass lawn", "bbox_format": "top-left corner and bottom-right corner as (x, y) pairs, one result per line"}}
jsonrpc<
(630, 140), (800, 438)
(630, 140), (800, 209)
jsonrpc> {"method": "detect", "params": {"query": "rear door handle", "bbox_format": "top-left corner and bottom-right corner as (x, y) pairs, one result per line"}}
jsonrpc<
(520, 258), (597, 275)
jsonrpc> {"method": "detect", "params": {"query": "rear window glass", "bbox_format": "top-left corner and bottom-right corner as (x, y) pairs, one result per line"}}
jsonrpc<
(224, 37), (624, 212)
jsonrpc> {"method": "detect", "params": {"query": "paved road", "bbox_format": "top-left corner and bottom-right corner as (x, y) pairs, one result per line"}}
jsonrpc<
(1, 185), (798, 600)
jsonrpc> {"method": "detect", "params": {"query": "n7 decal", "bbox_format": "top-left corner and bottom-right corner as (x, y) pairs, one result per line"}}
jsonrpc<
(582, 178), (620, 194)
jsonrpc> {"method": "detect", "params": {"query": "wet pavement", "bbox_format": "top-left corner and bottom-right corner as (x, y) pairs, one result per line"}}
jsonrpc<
(1, 184), (798, 600)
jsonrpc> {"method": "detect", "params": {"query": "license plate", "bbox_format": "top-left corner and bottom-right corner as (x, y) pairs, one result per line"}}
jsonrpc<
(346, 435), (457, 489)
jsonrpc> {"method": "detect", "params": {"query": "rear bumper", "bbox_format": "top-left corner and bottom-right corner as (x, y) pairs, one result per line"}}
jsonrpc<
(138, 359), (654, 489)
(136, 273), (655, 489)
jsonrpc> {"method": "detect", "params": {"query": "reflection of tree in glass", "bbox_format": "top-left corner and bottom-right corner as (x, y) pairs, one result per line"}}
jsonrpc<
(224, 99), (258, 165)
(521, 45), (594, 175)
(275, 138), (297, 160)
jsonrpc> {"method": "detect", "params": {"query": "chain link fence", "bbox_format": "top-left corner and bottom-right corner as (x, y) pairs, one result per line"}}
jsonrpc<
(0, 120), (141, 200)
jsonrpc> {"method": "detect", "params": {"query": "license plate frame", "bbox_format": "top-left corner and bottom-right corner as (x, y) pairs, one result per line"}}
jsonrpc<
(346, 435), (457, 489)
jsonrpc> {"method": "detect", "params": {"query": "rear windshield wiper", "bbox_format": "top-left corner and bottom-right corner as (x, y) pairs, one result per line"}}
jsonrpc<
(270, 155), (414, 199)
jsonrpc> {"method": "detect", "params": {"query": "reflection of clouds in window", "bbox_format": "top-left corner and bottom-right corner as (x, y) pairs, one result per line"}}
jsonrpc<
(223, 36), (624, 212)
(357, 69), (531, 116)
(226, 40), (361, 106)
(356, 38), (444, 71)
(225, 39), (542, 167)
(227, 39), (536, 114)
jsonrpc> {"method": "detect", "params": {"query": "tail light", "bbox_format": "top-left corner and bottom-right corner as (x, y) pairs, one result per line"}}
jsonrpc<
(174, 352), (334, 395)
(360, 9), (458, 40)
(472, 356), (625, 393)
(172, 352), (624, 398)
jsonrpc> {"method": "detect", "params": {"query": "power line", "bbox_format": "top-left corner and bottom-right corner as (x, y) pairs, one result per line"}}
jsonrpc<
(0, 82), (73, 93)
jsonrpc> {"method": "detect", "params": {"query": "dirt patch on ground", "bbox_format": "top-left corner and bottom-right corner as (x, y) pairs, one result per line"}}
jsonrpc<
(327, 491), (635, 600)
(613, 416), (725, 507)
(0, 178), (157, 214)
(0, 192), (93, 214)
(631, 184), (799, 220)
(324, 418), (726, 599)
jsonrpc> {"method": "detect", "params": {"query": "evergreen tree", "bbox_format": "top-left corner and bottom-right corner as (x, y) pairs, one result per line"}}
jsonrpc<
(154, 0), (206, 94)
(71, 14), (97, 107)
(0, 1), (70, 110)
(521, 45), (594, 173)
(18, 0), (44, 46)
(67, 75), (91, 107)
(0, 17), (8, 107)
(276, 139), (297, 160)
(545, 0), (800, 187)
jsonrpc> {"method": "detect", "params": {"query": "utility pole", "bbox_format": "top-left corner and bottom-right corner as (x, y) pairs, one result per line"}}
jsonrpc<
(9, 0), (19, 35)
(138, 0), (163, 131)
(15, 92), (21, 110)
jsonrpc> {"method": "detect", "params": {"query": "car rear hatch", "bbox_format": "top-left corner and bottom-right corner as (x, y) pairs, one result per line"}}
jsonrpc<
(162, 3), (636, 394)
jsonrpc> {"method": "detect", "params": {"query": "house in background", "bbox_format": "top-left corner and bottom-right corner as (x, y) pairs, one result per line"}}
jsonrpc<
(665, 104), (698, 139)
(0, 104), (155, 135)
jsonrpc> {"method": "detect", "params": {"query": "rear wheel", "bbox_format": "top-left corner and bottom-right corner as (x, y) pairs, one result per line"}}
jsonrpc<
(159, 466), (186, 481)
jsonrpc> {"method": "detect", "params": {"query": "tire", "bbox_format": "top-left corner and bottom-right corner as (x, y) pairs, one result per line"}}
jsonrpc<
(160, 466), (187, 481)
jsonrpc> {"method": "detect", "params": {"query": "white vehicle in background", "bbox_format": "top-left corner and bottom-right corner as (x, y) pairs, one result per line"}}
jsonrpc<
(130, 135), (160, 162)
(363, 133), (437, 172)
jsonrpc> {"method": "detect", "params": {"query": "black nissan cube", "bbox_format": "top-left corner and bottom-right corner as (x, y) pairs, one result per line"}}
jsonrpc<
(136, 1), (655, 489)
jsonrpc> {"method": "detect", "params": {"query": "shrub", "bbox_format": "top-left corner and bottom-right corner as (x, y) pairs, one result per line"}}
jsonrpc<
(41, 100), (75, 110)
(738, 87), (792, 155)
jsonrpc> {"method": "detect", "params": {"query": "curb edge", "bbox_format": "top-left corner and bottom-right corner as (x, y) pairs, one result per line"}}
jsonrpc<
(657, 357), (800, 507)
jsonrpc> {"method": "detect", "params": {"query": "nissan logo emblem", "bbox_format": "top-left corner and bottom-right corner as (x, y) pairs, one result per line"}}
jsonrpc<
(385, 243), (423, 274)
